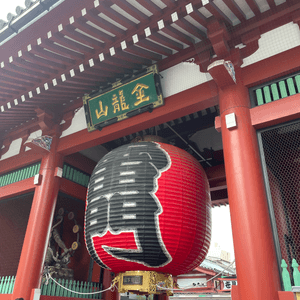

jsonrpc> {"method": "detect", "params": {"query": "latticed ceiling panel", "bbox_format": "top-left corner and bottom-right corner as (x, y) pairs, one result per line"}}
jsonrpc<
(0, 0), (295, 134)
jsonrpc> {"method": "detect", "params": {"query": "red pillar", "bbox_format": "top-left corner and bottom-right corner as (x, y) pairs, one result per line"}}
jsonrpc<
(12, 134), (63, 300)
(103, 269), (118, 300)
(211, 65), (281, 300)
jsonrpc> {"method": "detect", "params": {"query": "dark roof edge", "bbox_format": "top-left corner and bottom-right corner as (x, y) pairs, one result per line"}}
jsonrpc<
(0, 0), (64, 46)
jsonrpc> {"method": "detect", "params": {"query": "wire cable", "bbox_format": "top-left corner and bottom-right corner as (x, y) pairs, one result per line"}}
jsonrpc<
(46, 271), (113, 295)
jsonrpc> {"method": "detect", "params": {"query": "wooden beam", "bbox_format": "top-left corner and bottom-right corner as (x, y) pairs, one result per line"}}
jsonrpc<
(149, 32), (184, 52)
(204, 1), (233, 25)
(73, 18), (114, 44)
(57, 81), (218, 155)
(59, 178), (87, 201)
(22, 51), (67, 71)
(159, 25), (195, 45)
(135, 0), (162, 15)
(0, 177), (36, 201)
(136, 39), (173, 56)
(6, 63), (50, 80)
(94, 2), (137, 29)
(87, 9), (126, 36)
(64, 152), (96, 174)
(223, 0), (247, 21)
(0, 68), (41, 84)
(50, 32), (95, 55)
(28, 45), (76, 65)
(110, 0), (150, 22)
(0, 75), (35, 87)
(266, 0), (277, 11)
(195, 266), (217, 276)
(10, 56), (58, 75)
(173, 17), (206, 39)
(251, 93), (300, 129)
(187, 8), (208, 28)
(0, 150), (42, 176)
(244, 0), (261, 16)
(123, 43), (163, 61)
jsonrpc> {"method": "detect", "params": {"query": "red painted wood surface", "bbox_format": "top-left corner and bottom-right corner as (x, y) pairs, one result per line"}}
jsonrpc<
(0, 150), (42, 176)
(0, 177), (35, 200)
(231, 285), (240, 300)
(216, 67), (281, 300)
(278, 291), (297, 300)
(64, 153), (96, 175)
(60, 178), (87, 201)
(250, 93), (300, 129)
(102, 269), (118, 300)
(12, 135), (63, 300)
(215, 93), (300, 132)
(0, 295), (12, 300)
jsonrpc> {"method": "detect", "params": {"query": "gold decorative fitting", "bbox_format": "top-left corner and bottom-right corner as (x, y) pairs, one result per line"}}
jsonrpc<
(73, 225), (79, 233)
(71, 241), (79, 250)
(113, 271), (173, 296)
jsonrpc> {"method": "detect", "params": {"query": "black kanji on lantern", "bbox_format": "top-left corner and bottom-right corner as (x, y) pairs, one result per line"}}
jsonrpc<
(85, 142), (172, 268)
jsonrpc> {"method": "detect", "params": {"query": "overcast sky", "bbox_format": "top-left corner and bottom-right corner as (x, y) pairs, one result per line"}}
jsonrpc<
(211, 206), (235, 260)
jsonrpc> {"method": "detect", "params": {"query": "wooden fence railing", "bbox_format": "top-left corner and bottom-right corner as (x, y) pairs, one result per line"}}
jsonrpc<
(41, 279), (102, 298)
(0, 276), (15, 294)
(249, 72), (300, 107)
(62, 163), (90, 188)
(0, 276), (101, 298)
(281, 258), (300, 291)
(0, 162), (40, 187)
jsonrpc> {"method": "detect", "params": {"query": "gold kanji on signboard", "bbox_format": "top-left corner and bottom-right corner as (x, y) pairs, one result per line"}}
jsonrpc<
(132, 83), (150, 106)
(95, 101), (108, 119)
(112, 90), (129, 114)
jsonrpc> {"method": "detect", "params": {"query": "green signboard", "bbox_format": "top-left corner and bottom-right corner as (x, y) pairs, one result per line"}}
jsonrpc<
(83, 65), (164, 132)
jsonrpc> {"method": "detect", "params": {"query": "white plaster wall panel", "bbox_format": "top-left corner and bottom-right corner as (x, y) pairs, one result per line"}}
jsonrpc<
(25, 129), (43, 151)
(60, 106), (87, 138)
(0, 138), (22, 161)
(160, 62), (213, 98)
(242, 22), (300, 67)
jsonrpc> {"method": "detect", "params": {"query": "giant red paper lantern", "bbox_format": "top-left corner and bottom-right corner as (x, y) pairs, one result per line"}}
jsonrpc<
(85, 142), (211, 276)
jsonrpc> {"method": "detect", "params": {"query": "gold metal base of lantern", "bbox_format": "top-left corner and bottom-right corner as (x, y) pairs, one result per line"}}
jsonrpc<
(113, 271), (173, 295)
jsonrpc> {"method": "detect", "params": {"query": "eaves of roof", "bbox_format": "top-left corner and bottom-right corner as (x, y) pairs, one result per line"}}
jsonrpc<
(0, 0), (64, 46)
(200, 259), (236, 276)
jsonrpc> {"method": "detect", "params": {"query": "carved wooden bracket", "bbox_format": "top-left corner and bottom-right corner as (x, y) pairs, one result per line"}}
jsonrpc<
(292, 9), (300, 27)
(195, 23), (260, 73)
(20, 130), (30, 153)
(60, 109), (75, 133)
(240, 28), (261, 59)
(208, 59), (237, 89)
(35, 107), (63, 137)
(195, 50), (212, 73)
(35, 108), (55, 132)
(207, 19), (231, 58)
